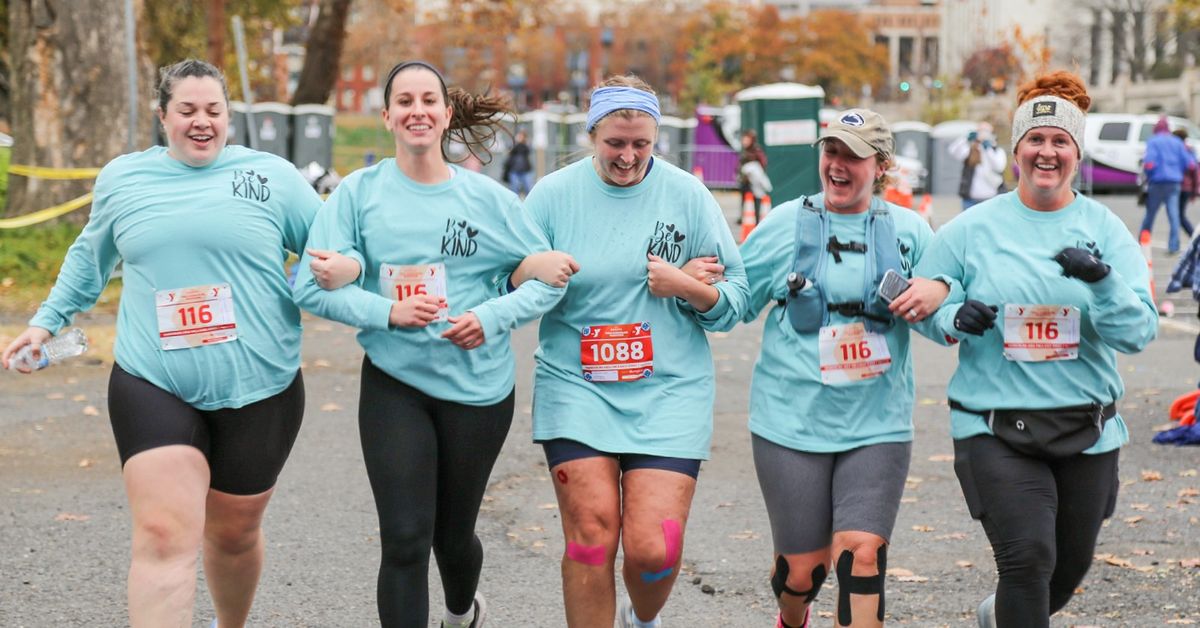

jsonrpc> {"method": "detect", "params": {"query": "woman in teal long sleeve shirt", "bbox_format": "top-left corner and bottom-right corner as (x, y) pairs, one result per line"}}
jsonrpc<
(739, 109), (950, 628)
(915, 71), (1158, 627)
(1, 60), (322, 628)
(292, 61), (573, 628)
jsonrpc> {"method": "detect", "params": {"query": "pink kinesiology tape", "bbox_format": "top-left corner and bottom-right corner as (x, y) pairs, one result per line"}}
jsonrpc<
(660, 519), (681, 569)
(565, 541), (606, 566)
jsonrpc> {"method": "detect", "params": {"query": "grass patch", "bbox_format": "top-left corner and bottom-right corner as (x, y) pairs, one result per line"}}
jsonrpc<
(333, 114), (392, 175)
(0, 222), (122, 315)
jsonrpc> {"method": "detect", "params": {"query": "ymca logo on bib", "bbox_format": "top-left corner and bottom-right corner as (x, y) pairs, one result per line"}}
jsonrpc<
(646, 221), (686, 263)
(231, 169), (270, 202)
(441, 219), (479, 258)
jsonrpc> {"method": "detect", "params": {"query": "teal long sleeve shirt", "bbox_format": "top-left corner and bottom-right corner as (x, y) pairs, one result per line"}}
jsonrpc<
(739, 197), (938, 452)
(914, 192), (1158, 452)
(525, 157), (750, 459)
(30, 146), (321, 410)
(293, 160), (562, 405)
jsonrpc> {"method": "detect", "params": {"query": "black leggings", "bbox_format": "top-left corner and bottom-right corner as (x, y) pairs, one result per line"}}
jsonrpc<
(359, 357), (514, 628)
(953, 435), (1120, 628)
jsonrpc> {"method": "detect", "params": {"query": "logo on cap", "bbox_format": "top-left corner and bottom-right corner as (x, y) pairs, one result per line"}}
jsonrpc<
(1033, 102), (1057, 117)
(840, 112), (865, 127)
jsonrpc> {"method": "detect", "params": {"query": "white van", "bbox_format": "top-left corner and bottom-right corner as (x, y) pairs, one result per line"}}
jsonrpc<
(1082, 113), (1200, 192)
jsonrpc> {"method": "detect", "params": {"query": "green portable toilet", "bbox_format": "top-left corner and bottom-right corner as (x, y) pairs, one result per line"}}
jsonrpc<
(736, 83), (825, 201)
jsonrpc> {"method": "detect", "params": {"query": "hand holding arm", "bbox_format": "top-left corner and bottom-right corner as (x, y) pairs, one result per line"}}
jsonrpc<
(647, 253), (720, 311)
(388, 295), (444, 328)
(680, 255), (725, 286)
(953, 299), (999, 336)
(442, 312), (485, 350)
(512, 251), (580, 288)
(306, 248), (362, 290)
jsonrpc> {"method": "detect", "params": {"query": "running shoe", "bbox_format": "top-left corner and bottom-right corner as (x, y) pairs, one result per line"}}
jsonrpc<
(976, 593), (997, 628)
(441, 591), (487, 628)
(617, 595), (662, 628)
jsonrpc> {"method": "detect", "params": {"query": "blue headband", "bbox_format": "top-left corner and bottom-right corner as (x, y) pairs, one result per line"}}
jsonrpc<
(586, 87), (661, 132)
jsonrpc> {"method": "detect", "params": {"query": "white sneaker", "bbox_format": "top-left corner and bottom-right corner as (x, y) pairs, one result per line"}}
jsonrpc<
(442, 591), (487, 628)
(617, 595), (661, 628)
(976, 593), (997, 628)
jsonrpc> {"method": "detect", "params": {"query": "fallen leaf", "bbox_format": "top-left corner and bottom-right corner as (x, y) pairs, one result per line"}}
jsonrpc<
(1124, 516), (1144, 525)
(1179, 488), (1200, 498)
(900, 497), (918, 503)
(729, 530), (759, 540)
(45, 392), (64, 400)
(927, 454), (954, 462)
(1142, 470), (1164, 482)
(320, 403), (341, 411)
(1100, 555), (1135, 569)
(524, 526), (544, 532)
(955, 560), (973, 568)
(894, 574), (929, 582)
(82, 405), (99, 416)
(1165, 619), (1195, 625)
(531, 541), (545, 549)
(918, 398), (939, 406)
(538, 503), (558, 510)
(1182, 558), (1200, 568)
(886, 568), (915, 577)
(912, 525), (935, 532)
(55, 513), (90, 522)
(77, 458), (92, 468)
(935, 532), (968, 540)
(1181, 469), (1198, 477)
(71, 394), (87, 402)
(313, 359), (332, 368)
(1129, 503), (1152, 511)
(1132, 548), (1155, 556)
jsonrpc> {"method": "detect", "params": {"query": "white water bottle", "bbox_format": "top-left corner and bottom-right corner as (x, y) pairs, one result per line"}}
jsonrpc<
(8, 328), (89, 371)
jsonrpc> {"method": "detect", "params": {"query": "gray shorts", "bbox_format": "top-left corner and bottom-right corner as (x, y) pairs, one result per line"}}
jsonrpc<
(752, 434), (912, 554)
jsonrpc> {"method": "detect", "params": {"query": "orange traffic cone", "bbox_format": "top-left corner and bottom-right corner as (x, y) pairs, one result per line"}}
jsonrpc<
(1140, 229), (1158, 307)
(760, 194), (772, 220)
(918, 193), (932, 224)
(739, 192), (757, 242)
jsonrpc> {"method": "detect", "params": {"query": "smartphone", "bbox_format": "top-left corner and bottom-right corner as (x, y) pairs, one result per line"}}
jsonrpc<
(877, 269), (911, 304)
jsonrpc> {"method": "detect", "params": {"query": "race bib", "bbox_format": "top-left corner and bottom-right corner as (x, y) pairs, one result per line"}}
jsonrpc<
(1003, 304), (1080, 362)
(380, 262), (448, 323)
(818, 322), (892, 385)
(155, 283), (238, 351)
(580, 322), (654, 383)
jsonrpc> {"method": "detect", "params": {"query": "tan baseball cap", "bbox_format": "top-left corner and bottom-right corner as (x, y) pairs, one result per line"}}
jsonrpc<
(818, 109), (894, 160)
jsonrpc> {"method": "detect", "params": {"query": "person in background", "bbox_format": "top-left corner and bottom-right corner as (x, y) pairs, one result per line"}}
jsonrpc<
(517, 74), (749, 628)
(949, 122), (1007, 210)
(1, 59), (324, 628)
(1141, 115), (1197, 254)
(738, 108), (950, 628)
(916, 70), (1157, 628)
(503, 129), (535, 196)
(739, 129), (769, 223)
(1172, 127), (1199, 240)
(294, 60), (574, 628)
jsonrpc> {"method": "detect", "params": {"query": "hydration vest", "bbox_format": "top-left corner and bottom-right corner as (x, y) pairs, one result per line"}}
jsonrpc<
(782, 193), (904, 334)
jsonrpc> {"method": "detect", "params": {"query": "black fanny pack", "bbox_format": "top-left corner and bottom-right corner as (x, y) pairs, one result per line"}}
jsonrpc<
(949, 399), (1116, 459)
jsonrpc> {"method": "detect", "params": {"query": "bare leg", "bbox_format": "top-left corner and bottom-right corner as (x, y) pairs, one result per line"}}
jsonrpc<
(619, 469), (697, 623)
(552, 457), (621, 628)
(124, 445), (209, 628)
(203, 487), (275, 628)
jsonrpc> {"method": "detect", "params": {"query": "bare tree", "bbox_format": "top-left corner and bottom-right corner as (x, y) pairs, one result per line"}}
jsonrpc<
(6, 0), (152, 219)
(291, 0), (351, 105)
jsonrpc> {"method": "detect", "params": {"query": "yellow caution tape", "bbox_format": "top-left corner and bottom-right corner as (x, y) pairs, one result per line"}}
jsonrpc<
(8, 164), (102, 180)
(0, 192), (94, 229)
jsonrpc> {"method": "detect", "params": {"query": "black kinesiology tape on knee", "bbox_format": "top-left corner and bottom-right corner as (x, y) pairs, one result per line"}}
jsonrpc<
(771, 554), (827, 603)
(836, 546), (887, 626)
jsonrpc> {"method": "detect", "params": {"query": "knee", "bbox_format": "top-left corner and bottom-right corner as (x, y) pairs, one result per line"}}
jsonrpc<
(379, 518), (435, 566)
(845, 543), (883, 575)
(133, 512), (202, 563)
(774, 556), (828, 602)
(621, 520), (682, 574)
(994, 536), (1055, 580)
(204, 517), (261, 556)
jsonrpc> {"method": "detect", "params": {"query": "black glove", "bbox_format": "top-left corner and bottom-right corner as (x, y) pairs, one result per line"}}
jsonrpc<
(953, 300), (998, 336)
(1054, 247), (1110, 283)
